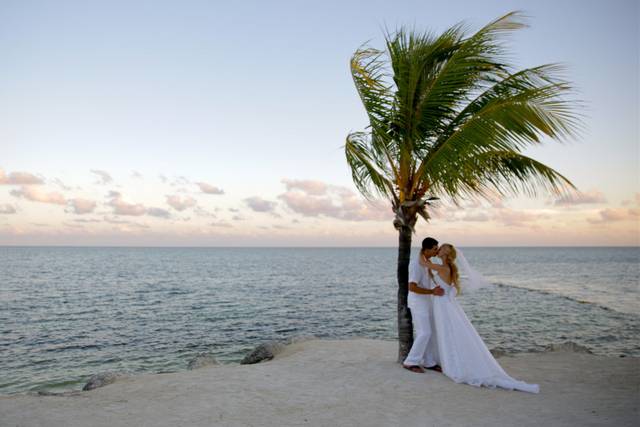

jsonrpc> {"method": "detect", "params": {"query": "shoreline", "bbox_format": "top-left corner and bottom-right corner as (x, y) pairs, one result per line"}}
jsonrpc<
(1, 338), (638, 426)
(1, 338), (634, 397)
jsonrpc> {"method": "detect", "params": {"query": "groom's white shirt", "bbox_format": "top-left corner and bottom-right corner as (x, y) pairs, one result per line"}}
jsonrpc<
(409, 256), (435, 295)
(404, 253), (438, 367)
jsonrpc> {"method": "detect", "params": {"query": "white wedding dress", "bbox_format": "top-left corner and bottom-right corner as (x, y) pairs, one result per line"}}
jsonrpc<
(429, 271), (540, 393)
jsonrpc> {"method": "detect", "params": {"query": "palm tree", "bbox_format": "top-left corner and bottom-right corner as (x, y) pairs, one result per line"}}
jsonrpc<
(345, 11), (583, 362)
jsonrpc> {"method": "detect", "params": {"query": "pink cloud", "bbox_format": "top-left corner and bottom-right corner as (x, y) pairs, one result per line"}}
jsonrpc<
(278, 180), (391, 222)
(0, 169), (44, 185)
(588, 208), (640, 224)
(10, 186), (66, 205)
(147, 207), (171, 218)
(68, 198), (97, 214)
(103, 216), (149, 228)
(282, 179), (328, 196)
(458, 211), (490, 222)
(555, 190), (606, 206)
(108, 192), (146, 216)
(196, 182), (224, 195)
(166, 194), (197, 211)
(625, 193), (640, 206)
(244, 196), (278, 212)
(492, 208), (542, 227)
(278, 191), (338, 216)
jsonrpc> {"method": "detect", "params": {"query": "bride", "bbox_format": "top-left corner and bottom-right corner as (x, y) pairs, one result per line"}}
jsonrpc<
(420, 244), (540, 394)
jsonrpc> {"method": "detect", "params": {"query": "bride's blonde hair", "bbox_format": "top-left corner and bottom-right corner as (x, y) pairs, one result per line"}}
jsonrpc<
(442, 244), (461, 296)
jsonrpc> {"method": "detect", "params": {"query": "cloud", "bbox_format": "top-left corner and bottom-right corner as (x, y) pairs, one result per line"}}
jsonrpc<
(196, 182), (224, 195)
(0, 169), (44, 185)
(91, 169), (113, 185)
(588, 208), (640, 224)
(277, 180), (390, 222)
(244, 196), (278, 213)
(621, 193), (640, 206)
(456, 211), (491, 222)
(131, 171), (143, 179)
(103, 216), (149, 228)
(194, 206), (217, 218)
(282, 179), (328, 196)
(10, 186), (66, 205)
(146, 207), (171, 218)
(52, 178), (73, 191)
(210, 221), (232, 228)
(166, 194), (197, 211)
(107, 192), (146, 216)
(492, 208), (543, 227)
(170, 176), (190, 186)
(68, 198), (97, 214)
(0, 204), (17, 214)
(555, 190), (606, 206)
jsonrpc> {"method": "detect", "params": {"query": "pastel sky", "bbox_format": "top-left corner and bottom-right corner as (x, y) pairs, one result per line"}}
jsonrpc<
(1, 0), (638, 246)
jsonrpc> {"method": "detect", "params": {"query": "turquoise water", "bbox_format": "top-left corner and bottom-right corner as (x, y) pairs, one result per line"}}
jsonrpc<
(1, 246), (638, 395)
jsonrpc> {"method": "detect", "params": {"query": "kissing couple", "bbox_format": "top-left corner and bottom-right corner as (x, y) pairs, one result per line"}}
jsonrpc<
(402, 237), (539, 393)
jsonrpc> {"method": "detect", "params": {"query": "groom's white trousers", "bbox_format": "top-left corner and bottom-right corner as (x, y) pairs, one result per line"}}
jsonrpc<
(404, 294), (437, 367)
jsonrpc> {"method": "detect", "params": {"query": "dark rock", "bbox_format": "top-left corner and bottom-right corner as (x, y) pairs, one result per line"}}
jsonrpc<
(490, 347), (508, 358)
(543, 342), (593, 354)
(187, 353), (219, 370)
(82, 372), (123, 391)
(241, 341), (286, 365)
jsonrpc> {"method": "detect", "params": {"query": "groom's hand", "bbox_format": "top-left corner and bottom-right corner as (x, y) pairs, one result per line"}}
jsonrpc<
(433, 286), (444, 296)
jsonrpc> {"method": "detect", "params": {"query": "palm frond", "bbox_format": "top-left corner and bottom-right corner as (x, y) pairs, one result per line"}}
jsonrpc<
(427, 150), (575, 203)
(345, 132), (396, 201)
(415, 63), (583, 192)
(350, 46), (394, 132)
(413, 12), (527, 145)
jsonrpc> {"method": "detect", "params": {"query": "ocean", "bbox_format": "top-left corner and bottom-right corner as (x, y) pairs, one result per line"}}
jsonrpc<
(1, 246), (638, 395)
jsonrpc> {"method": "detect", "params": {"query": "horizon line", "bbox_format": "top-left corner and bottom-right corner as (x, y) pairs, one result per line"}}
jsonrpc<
(1, 245), (638, 249)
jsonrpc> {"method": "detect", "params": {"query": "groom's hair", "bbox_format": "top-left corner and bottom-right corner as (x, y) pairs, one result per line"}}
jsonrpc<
(421, 237), (438, 250)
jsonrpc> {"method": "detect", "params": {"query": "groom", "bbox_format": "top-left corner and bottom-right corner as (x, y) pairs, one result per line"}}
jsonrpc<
(402, 237), (444, 373)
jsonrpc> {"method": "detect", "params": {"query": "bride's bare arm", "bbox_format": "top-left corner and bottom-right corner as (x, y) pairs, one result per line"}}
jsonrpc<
(419, 255), (450, 275)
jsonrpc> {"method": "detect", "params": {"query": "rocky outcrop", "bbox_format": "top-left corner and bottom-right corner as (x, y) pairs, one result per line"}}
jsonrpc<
(241, 336), (314, 365)
(82, 372), (125, 391)
(241, 341), (286, 365)
(489, 347), (507, 358)
(544, 342), (593, 354)
(187, 353), (219, 370)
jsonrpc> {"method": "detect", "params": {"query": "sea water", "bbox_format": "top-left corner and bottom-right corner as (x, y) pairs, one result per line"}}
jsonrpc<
(1, 246), (638, 395)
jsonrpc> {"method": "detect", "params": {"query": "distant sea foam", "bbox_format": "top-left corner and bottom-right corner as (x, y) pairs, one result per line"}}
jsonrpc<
(1, 246), (638, 395)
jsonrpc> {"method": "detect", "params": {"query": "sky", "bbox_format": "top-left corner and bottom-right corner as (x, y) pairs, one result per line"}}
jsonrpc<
(1, 0), (638, 246)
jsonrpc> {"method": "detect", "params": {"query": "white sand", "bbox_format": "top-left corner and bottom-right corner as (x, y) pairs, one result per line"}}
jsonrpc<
(1, 339), (638, 427)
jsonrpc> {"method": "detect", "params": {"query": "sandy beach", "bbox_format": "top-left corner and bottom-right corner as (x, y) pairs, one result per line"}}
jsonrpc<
(1, 339), (638, 427)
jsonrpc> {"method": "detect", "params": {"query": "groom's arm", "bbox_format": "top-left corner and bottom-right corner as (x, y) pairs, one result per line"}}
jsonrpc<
(409, 282), (439, 295)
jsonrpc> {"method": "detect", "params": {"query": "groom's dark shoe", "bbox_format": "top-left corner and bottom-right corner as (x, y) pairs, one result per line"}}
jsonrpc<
(402, 364), (425, 373)
(424, 364), (443, 373)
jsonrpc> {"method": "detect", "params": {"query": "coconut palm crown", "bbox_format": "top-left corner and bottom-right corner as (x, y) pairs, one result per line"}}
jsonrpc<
(345, 11), (583, 361)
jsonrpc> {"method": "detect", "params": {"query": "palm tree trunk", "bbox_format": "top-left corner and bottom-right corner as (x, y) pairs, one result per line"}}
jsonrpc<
(397, 225), (413, 362)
